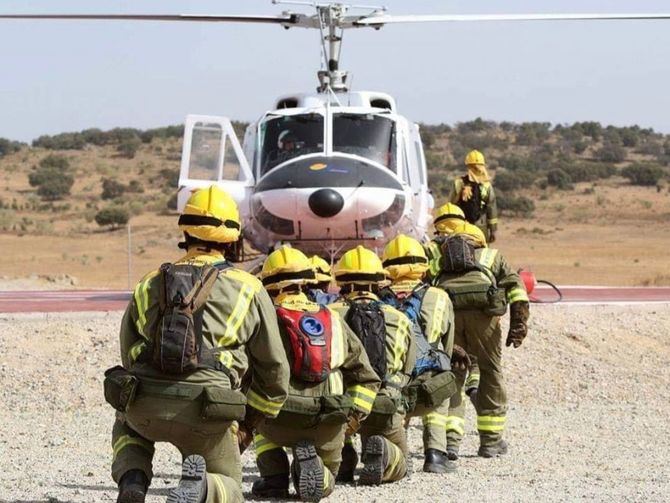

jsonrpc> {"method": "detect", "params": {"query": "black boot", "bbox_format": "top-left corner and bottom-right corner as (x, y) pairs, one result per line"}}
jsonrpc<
(423, 448), (457, 474)
(292, 441), (324, 502)
(446, 446), (459, 461)
(359, 435), (387, 486)
(117, 469), (148, 503)
(336, 441), (358, 483)
(252, 474), (290, 499)
(167, 455), (207, 503)
(478, 439), (508, 458)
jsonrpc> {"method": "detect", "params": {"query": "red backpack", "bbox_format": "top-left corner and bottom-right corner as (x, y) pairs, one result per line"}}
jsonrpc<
(276, 306), (333, 383)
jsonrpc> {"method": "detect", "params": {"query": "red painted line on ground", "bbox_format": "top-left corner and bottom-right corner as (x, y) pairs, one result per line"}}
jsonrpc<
(0, 287), (669, 313)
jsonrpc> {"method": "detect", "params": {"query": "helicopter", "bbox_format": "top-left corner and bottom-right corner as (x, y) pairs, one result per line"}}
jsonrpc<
(2, 2), (670, 260)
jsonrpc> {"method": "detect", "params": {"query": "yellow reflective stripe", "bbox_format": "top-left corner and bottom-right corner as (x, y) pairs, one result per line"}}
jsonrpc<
(329, 314), (345, 369)
(218, 349), (234, 368)
(428, 292), (447, 344)
(128, 340), (146, 364)
(386, 441), (402, 475)
(477, 415), (506, 432)
(465, 372), (480, 387)
(218, 283), (254, 346)
(247, 389), (283, 417)
(507, 287), (529, 303)
(328, 371), (344, 396)
(478, 249), (498, 269)
(445, 416), (465, 435)
(423, 412), (448, 428)
(254, 434), (281, 456)
(133, 271), (158, 337)
(323, 463), (331, 490)
(210, 473), (228, 503)
(392, 312), (411, 373)
(347, 385), (376, 414)
(112, 435), (153, 461)
(488, 218), (498, 225)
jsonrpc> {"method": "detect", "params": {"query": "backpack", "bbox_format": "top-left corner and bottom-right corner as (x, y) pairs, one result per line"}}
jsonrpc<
(458, 176), (483, 223)
(379, 286), (450, 378)
(345, 302), (388, 381)
(276, 306), (333, 383)
(439, 235), (478, 273)
(149, 262), (222, 374)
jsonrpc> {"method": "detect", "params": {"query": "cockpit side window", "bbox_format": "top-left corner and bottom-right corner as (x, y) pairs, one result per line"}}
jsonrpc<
(259, 114), (324, 175)
(332, 114), (396, 172)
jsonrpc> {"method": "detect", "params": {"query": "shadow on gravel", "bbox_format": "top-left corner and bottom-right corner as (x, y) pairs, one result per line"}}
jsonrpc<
(57, 482), (171, 496)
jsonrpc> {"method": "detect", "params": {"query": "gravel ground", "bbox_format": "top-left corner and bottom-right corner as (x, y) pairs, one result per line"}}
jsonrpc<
(1, 305), (670, 502)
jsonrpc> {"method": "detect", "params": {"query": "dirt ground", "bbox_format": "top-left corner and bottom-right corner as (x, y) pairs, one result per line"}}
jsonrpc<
(1, 304), (669, 502)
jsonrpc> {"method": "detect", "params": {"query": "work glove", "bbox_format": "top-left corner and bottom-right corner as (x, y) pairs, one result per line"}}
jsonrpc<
(237, 405), (266, 453)
(450, 345), (471, 372)
(345, 411), (366, 436)
(506, 301), (530, 348)
(488, 228), (496, 243)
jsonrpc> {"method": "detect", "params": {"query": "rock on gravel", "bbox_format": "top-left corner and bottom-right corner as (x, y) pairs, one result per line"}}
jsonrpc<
(1, 305), (670, 502)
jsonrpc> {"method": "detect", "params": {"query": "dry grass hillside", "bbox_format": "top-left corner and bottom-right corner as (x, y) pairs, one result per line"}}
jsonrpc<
(0, 120), (669, 289)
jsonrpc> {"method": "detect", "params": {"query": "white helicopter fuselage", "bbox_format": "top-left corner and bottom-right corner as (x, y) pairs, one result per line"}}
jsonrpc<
(177, 90), (434, 257)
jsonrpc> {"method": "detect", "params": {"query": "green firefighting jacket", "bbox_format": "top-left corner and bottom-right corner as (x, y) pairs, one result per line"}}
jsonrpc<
(330, 292), (416, 401)
(272, 291), (381, 416)
(387, 279), (455, 358)
(449, 178), (499, 232)
(119, 248), (290, 419)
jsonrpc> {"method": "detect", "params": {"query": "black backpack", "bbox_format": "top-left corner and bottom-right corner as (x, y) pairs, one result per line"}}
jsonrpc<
(345, 302), (388, 381)
(440, 235), (478, 273)
(458, 176), (483, 223)
(146, 262), (226, 374)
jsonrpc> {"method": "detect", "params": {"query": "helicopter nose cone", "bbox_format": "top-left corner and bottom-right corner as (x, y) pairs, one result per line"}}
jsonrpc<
(309, 188), (344, 218)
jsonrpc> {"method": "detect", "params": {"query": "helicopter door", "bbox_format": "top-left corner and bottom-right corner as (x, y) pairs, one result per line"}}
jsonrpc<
(178, 115), (254, 213)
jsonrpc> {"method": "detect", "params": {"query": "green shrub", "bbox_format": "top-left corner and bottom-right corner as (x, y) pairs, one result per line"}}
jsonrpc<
(32, 132), (86, 150)
(95, 206), (129, 228)
(127, 180), (145, 193)
(596, 143), (627, 163)
(494, 170), (536, 192)
(547, 168), (573, 190)
(0, 138), (23, 157)
(622, 163), (665, 186)
(101, 178), (126, 200)
(560, 162), (616, 182)
(497, 191), (536, 217)
(29, 163), (74, 200)
(39, 154), (70, 170)
(117, 137), (142, 159)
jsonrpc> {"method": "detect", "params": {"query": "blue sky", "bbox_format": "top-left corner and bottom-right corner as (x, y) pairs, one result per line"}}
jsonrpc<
(1, 0), (669, 141)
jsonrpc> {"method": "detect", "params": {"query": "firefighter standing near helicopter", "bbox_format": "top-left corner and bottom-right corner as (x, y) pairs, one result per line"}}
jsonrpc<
(106, 185), (290, 503)
(434, 221), (529, 459)
(449, 149), (499, 243)
(329, 246), (416, 486)
(252, 246), (380, 502)
(379, 234), (472, 473)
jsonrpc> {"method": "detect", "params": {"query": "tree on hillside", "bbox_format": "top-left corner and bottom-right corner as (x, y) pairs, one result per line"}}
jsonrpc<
(117, 137), (142, 159)
(28, 155), (74, 201)
(101, 178), (126, 200)
(596, 142), (627, 163)
(95, 207), (129, 229)
(622, 163), (665, 186)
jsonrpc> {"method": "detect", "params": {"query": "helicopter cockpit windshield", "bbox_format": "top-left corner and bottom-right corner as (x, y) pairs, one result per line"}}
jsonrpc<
(260, 113), (324, 174)
(333, 113), (396, 171)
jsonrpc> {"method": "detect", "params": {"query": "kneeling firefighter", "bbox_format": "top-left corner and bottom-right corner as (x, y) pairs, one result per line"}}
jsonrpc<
(379, 234), (470, 474)
(435, 222), (530, 459)
(253, 246), (381, 502)
(330, 246), (416, 486)
(106, 185), (290, 503)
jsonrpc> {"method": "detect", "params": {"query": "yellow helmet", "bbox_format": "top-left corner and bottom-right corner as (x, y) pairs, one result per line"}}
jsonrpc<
(178, 185), (241, 244)
(334, 246), (387, 285)
(465, 149), (486, 166)
(261, 245), (316, 290)
(310, 255), (332, 283)
(382, 234), (428, 280)
(453, 222), (488, 248)
(433, 202), (465, 235)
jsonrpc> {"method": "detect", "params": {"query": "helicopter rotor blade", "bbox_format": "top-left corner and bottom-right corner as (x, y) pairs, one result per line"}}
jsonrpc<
(0, 13), (299, 25)
(355, 12), (670, 26)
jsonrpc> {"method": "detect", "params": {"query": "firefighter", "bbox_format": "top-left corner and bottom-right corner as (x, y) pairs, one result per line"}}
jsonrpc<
(435, 222), (530, 459)
(307, 255), (339, 305)
(449, 149), (499, 242)
(252, 246), (380, 502)
(108, 185), (290, 503)
(330, 246), (416, 485)
(379, 234), (471, 473)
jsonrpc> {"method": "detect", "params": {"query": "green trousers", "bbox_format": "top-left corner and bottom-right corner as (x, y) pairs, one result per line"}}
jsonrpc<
(447, 311), (507, 448)
(406, 400), (451, 453)
(111, 394), (243, 503)
(255, 419), (346, 498)
(357, 412), (408, 482)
